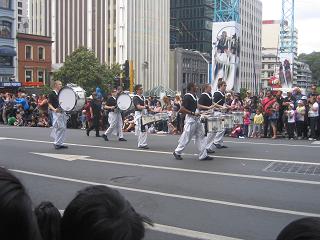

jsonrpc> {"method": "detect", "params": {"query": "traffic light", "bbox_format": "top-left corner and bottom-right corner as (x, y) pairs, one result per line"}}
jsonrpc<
(123, 60), (129, 79)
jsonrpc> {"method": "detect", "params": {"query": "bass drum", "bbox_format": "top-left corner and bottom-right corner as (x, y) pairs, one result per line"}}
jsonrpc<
(58, 85), (86, 112)
(116, 93), (132, 111)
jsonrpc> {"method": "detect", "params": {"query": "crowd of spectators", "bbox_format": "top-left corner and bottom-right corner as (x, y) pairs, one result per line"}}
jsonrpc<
(1, 85), (319, 140)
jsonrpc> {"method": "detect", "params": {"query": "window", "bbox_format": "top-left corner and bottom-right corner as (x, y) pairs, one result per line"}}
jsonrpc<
(25, 70), (33, 82)
(18, 9), (22, 14)
(18, 1), (22, 7)
(0, 56), (13, 67)
(25, 46), (32, 60)
(0, 0), (10, 9)
(38, 47), (45, 60)
(0, 21), (12, 38)
(38, 70), (45, 82)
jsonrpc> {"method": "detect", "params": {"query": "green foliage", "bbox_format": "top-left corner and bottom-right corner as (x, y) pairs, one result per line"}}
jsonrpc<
(240, 88), (247, 100)
(40, 85), (52, 95)
(298, 52), (320, 85)
(53, 47), (122, 94)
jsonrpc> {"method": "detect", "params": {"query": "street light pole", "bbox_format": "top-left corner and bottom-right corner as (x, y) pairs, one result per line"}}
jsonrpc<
(194, 51), (210, 84)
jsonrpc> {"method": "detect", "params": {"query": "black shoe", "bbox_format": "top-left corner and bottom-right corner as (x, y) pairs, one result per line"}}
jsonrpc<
(207, 149), (215, 154)
(102, 134), (109, 141)
(86, 129), (90, 136)
(138, 145), (149, 149)
(214, 144), (228, 149)
(54, 144), (61, 149)
(119, 138), (127, 141)
(96, 134), (101, 137)
(59, 145), (68, 149)
(200, 156), (214, 161)
(173, 152), (183, 160)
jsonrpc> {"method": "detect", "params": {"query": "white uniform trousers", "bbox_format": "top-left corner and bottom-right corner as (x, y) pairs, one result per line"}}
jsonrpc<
(206, 111), (226, 151)
(134, 111), (148, 147)
(50, 112), (67, 146)
(104, 111), (124, 139)
(174, 114), (207, 160)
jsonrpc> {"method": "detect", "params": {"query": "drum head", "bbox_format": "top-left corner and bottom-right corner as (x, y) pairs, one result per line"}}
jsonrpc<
(59, 87), (76, 111)
(117, 94), (132, 111)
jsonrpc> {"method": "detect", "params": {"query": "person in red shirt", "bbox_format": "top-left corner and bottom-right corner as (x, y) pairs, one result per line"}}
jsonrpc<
(262, 90), (276, 138)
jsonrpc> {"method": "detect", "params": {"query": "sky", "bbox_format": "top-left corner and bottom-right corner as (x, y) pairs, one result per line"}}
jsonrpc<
(261, 0), (320, 54)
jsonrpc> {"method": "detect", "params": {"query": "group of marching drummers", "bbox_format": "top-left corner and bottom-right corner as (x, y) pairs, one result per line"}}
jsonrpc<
(49, 80), (245, 161)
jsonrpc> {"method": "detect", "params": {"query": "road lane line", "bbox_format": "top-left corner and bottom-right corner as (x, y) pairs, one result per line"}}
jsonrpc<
(31, 152), (320, 186)
(3, 137), (320, 166)
(11, 168), (320, 218)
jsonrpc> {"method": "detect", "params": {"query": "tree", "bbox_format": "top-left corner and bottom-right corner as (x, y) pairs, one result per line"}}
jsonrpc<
(53, 47), (108, 94)
(298, 52), (320, 85)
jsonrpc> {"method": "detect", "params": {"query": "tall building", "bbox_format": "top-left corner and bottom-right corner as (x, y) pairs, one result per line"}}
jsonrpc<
(170, 0), (214, 55)
(239, 0), (262, 92)
(17, 0), (29, 33)
(0, 0), (17, 82)
(29, 0), (170, 90)
(211, 0), (262, 93)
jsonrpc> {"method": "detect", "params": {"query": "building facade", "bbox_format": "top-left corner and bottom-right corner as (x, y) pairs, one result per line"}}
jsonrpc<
(29, 0), (170, 91)
(169, 48), (210, 95)
(16, 33), (52, 86)
(239, 0), (262, 93)
(17, 0), (29, 33)
(170, 0), (214, 55)
(0, 0), (17, 82)
(296, 61), (312, 90)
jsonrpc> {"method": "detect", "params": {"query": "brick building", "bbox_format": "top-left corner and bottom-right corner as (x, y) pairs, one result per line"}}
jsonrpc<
(17, 33), (52, 87)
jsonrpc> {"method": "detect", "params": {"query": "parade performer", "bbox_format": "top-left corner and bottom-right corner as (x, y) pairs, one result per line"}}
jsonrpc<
(173, 83), (213, 161)
(102, 88), (126, 142)
(133, 84), (149, 149)
(207, 81), (229, 150)
(48, 80), (68, 149)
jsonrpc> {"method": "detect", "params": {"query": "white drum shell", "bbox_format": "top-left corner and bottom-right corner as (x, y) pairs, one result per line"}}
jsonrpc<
(207, 117), (223, 133)
(117, 94), (132, 111)
(221, 114), (233, 129)
(232, 112), (244, 125)
(58, 86), (86, 112)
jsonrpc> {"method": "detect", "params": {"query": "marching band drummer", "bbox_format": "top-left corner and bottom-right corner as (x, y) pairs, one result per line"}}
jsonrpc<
(48, 80), (68, 149)
(133, 84), (149, 149)
(207, 80), (229, 150)
(173, 82), (214, 161)
(198, 84), (225, 154)
(102, 88), (127, 142)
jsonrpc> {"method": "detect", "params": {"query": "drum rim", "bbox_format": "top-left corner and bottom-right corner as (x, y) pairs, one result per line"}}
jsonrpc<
(116, 93), (132, 111)
(58, 86), (78, 112)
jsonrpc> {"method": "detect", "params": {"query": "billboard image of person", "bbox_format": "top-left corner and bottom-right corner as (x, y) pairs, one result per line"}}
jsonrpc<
(212, 21), (240, 91)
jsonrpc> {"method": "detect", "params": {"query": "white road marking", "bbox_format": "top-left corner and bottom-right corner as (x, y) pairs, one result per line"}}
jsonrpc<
(224, 140), (319, 148)
(11, 168), (320, 218)
(58, 210), (243, 240)
(2, 137), (320, 165)
(31, 152), (320, 186)
(149, 223), (244, 240)
(0, 137), (8, 140)
(312, 141), (320, 145)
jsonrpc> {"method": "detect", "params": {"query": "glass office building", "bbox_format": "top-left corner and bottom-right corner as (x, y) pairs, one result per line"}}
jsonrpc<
(170, 0), (213, 55)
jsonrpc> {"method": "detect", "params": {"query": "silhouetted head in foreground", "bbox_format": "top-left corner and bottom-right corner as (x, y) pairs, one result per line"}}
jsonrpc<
(61, 185), (152, 240)
(0, 167), (41, 240)
(35, 201), (62, 240)
(276, 217), (320, 240)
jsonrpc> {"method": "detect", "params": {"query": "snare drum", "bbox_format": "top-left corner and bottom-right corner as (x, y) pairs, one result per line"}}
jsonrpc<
(232, 111), (244, 125)
(58, 85), (86, 112)
(221, 114), (233, 129)
(207, 116), (223, 133)
(117, 93), (132, 111)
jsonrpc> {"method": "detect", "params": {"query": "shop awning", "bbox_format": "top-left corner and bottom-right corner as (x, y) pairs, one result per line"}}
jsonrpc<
(0, 47), (16, 56)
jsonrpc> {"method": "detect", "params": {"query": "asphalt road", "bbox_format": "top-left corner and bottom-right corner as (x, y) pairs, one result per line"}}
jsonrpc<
(1, 126), (320, 240)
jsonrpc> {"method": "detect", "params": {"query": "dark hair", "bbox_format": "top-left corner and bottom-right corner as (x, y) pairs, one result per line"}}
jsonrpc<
(134, 84), (142, 92)
(35, 201), (61, 240)
(61, 185), (152, 240)
(0, 167), (41, 240)
(276, 217), (320, 240)
(187, 82), (195, 91)
(218, 81), (226, 89)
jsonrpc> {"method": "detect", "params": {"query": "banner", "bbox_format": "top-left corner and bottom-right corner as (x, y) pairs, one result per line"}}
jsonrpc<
(278, 53), (294, 89)
(211, 21), (240, 91)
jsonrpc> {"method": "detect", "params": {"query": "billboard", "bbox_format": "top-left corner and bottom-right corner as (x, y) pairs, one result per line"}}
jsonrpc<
(278, 52), (294, 89)
(211, 21), (240, 91)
